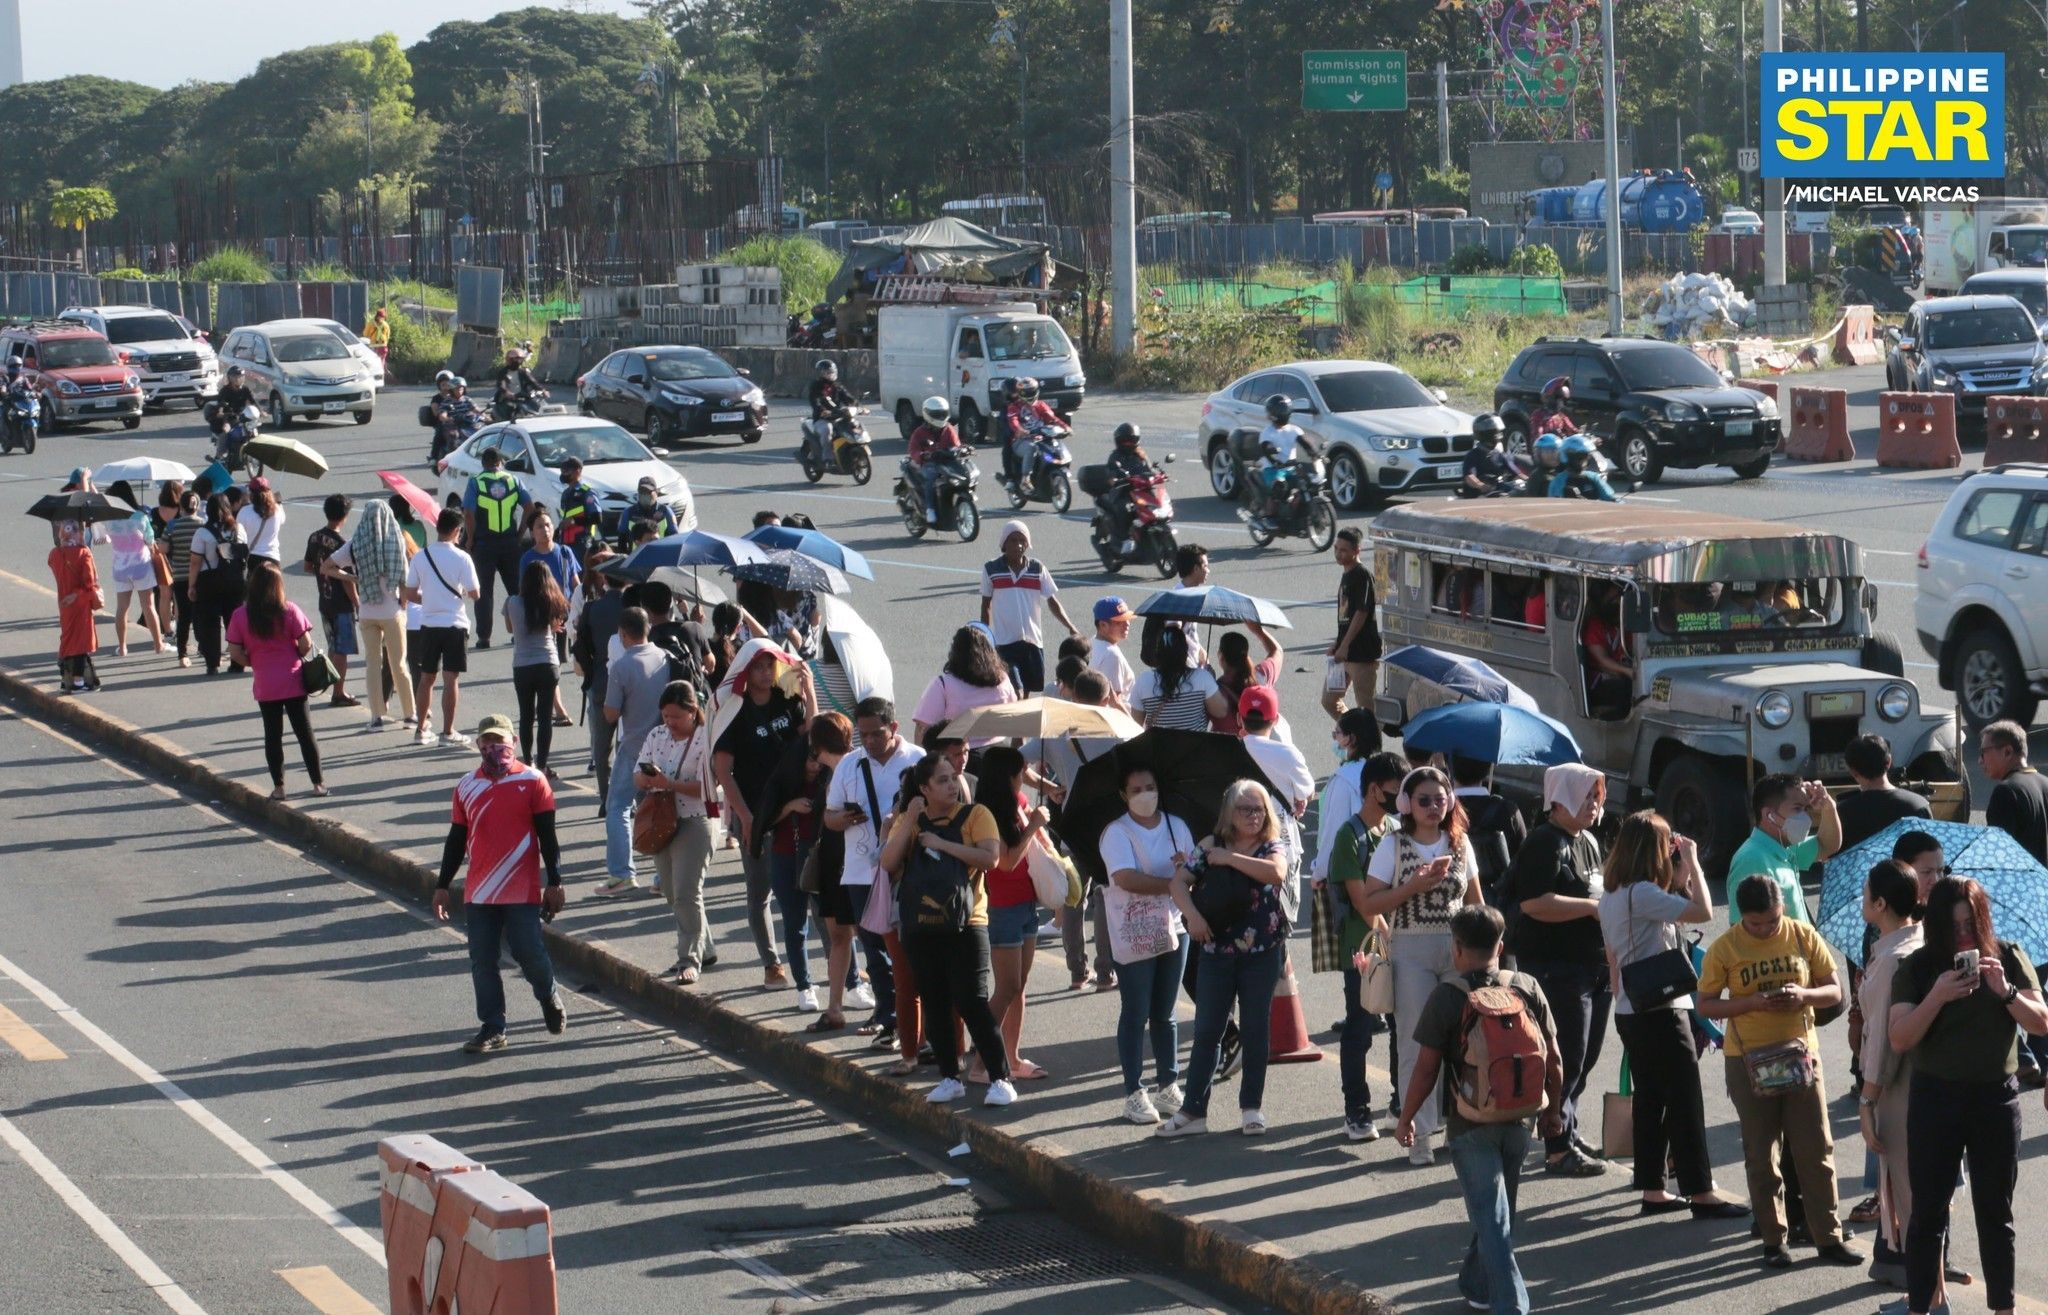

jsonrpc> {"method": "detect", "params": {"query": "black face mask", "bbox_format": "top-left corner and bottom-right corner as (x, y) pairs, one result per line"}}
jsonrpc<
(1374, 789), (1399, 812)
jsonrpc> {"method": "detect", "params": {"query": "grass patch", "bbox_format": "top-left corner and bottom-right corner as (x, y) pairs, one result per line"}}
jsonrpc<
(385, 313), (454, 386)
(186, 246), (271, 283)
(298, 261), (356, 283)
(720, 235), (839, 311)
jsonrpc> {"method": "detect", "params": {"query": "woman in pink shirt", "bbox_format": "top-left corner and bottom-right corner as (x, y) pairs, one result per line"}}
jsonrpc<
(226, 561), (327, 799)
(911, 624), (1017, 746)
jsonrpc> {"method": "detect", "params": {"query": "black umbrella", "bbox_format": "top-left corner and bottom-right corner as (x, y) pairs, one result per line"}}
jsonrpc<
(1054, 727), (1276, 882)
(28, 491), (130, 525)
(726, 549), (852, 597)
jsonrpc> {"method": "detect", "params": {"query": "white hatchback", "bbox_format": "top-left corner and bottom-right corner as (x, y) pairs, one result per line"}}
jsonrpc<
(1915, 464), (2048, 726)
(433, 415), (696, 540)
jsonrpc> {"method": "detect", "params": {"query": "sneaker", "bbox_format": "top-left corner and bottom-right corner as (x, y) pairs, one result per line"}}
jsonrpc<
(1345, 1117), (1381, 1143)
(926, 1077), (966, 1103)
(925, 510), (938, 525)
(368, 716), (386, 731)
(593, 877), (637, 899)
(1152, 1082), (1184, 1115)
(1071, 973), (1095, 991)
(461, 1028), (507, 1054)
(442, 731), (474, 750)
(1240, 1109), (1268, 1136)
(1815, 1242), (1865, 1265)
(1094, 974), (1119, 993)
(415, 729), (439, 748)
(849, 982), (877, 1010)
(1123, 1089), (1161, 1125)
(474, 638), (492, 650)
(1545, 1148), (1608, 1177)
(541, 990), (567, 1035)
(1409, 1139), (1435, 1166)
(795, 986), (820, 1012)
(984, 1079), (1018, 1108)
(1154, 1112), (1208, 1138)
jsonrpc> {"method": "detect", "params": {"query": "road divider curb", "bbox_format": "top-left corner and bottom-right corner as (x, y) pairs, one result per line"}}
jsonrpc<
(0, 663), (1395, 1315)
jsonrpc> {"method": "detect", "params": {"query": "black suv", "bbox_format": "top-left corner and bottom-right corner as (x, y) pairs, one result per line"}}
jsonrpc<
(1494, 336), (1779, 484)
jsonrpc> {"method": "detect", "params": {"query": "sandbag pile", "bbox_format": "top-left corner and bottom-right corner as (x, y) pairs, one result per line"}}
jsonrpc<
(1639, 271), (1754, 340)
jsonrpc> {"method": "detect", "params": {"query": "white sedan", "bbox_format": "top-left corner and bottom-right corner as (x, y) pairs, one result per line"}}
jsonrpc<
(433, 415), (696, 538)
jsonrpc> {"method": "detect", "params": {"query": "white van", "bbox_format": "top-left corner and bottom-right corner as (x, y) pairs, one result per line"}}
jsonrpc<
(877, 303), (1085, 441)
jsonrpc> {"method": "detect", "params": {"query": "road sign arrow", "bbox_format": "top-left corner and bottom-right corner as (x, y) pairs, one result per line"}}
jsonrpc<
(1346, 91), (1364, 103)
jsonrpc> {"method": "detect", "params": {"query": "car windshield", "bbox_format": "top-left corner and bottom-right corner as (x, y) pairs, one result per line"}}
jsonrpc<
(1923, 307), (2037, 350)
(1314, 369), (1438, 413)
(647, 354), (731, 382)
(1653, 579), (1846, 637)
(1962, 280), (2048, 320)
(318, 322), (364, 346)
(1612, 345), (1724, 391)
(100, 316), (187, 345)
(528, 423), (654, 467)
(41, 338), (117, 369)
(985, 319), (1072, 361)
(273, 334), (350, 364)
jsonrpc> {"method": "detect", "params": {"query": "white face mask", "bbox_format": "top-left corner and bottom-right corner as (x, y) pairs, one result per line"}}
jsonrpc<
(1127, 788), (1160, 819)
(1780, 810), (1812, 845)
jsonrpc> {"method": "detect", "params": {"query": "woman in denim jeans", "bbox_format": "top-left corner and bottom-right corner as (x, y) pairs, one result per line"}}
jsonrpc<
(1157, 779), (1291, 1138)
(1099, 765), (1193, 1125)
(754, 713), (854, 1012)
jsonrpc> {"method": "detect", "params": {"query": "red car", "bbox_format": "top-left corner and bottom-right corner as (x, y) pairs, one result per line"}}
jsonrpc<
(0, 321), (144, 430)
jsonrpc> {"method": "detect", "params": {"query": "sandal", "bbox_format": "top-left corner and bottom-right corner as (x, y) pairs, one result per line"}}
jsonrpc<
(804, 1014), (846, 1034)
(1848, 1195), (1881, 1225)
(885, 1059), (917, 1077)
(1011, 1060), (1051, 1080)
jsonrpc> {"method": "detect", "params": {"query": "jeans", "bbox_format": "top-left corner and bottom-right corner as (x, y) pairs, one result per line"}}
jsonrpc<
(1614, 1008), (1712, 1196)
(903, 927), (1008, 1082)
(653, 816), (714, 973)
(768, 847), (815, 989)
(1181, 945), (1283, 1118)
(1449, 1122), (1533, 1315)
(1063, 883), (1113, 982)
(1518, 958), (1610, 1155)
(464, 902), (556, 1033)
(258, 696), (322, 788)
(917, 463), (943, 517)
(996, 640), (1045, 695)
(471, 536), (520, 643)
(738, 844), (781, 968)
(1116, 938), (1190, 1094)
(856, 924), (897, 1026)
(1340, 962), (1384, 1122)
(171, 580), (194, 659)
(604, 754), (641, 882)
(587, 686), (614, 802)
(512, 663), (559, 769)
(1907, 1073), (2020, 1312)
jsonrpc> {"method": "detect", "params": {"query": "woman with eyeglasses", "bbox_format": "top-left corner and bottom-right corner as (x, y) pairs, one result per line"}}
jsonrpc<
(1156, 779), (1291, 1138)
(1348, 765), (1481, 1165)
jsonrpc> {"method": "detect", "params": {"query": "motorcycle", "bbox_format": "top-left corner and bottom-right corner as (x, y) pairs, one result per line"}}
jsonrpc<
(1004, 421), (1076, 513)
(1241, 454), (1337, 551)
(211, 403), (264, 474)
(786, 312), (838, 349)
(492, 381), (567, 423)
(1086, 458), (1179, 576)
(896, 449), (982, 542)
(1, 386), (38, 456)
(799, 401), (874, 485)
(1455, 454), (1531, 499)
(426, 400), (483, 464)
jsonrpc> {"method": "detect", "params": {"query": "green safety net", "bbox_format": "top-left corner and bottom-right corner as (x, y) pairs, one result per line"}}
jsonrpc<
(1149, 275), (1565, 325)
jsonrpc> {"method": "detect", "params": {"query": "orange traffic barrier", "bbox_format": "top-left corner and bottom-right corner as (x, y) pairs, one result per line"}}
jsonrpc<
(1266, 947), (1324, 1064)
(1783, 386), (1854, 462)
(1875, 392), (1960, 469)
(378, 1135), (482, 1315)
(1833, 304), (1884, 366)
(1984, 395), (2048, 468)
(1734, 379), (1784, 452)
(444, 1169), (560, 1315)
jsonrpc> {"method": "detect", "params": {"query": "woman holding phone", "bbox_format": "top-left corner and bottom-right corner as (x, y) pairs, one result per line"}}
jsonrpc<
(635, 682), (714, 984)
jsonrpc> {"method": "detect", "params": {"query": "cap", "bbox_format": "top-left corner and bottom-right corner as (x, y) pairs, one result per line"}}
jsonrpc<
(1237, 685), (1280, 725)
(476, 713), (515, 742)
(1093, 596), (1134, 624)
(247, 476), (272, 494)
(66, 466), (88, 487)
(1000, 519), (1030, 548)
(966, 620), (996, 645)
(637, 475), (658, 491)
(560, 455), (583, 470)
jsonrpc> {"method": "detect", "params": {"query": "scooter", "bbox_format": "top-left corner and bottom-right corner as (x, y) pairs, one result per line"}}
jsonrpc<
(896, 449), (982, 542)
(1088, 458), (1179, 576)
(215, 404), (264, 474)
(1242, 454), (1337, 551)
(492, 381), (567, 423)
(1, 386), (38, 455)
(1005, 421), (1076, 513)
(427, 400), (484, 464)
(799, 400), (874, 485)
(786, 311), (838, 349)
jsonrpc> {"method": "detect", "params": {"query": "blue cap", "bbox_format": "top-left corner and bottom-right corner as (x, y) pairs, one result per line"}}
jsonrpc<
(967, 620), (995, 644)
(1093, 596), (1134, 624)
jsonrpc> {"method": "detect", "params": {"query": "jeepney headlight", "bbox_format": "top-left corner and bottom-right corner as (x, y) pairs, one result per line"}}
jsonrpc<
(1756, 690), (1793, 729)
(1878, 683), (1913, 722)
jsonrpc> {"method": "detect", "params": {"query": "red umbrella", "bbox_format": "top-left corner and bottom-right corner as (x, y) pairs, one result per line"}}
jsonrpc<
(377, 470), (439, 523)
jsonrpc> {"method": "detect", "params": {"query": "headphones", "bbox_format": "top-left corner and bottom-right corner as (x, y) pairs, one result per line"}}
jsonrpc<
(1395, 766), (1451, 817)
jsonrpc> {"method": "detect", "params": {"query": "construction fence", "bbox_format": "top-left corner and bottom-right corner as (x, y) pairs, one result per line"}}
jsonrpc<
(0, 272), (367, 340)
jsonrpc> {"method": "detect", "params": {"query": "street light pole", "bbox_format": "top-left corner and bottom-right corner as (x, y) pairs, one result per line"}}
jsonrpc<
(1600, 0), (1623, 334)
(1109, 0), (1136, 356)
(1763, 0), (1784, 285)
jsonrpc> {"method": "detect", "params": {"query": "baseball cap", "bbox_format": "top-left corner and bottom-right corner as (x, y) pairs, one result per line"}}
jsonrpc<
(560, 455), (583, 471)
(1093, 596), (1134, 624)
(1237, 685), (1279, 725)
(637, 475), (658, 491)
(247, 476), (272, 494)
(476, 713), (515, 742)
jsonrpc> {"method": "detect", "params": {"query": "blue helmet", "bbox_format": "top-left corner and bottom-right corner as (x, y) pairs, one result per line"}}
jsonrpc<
(1532, 432), (1562, 457)
(1561, 434), (1598, 461)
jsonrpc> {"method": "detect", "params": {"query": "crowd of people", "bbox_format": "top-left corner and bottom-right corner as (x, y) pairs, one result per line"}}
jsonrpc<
(39, 459), (2048, 1315)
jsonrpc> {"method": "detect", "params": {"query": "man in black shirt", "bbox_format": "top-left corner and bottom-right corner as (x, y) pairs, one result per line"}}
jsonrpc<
(1835, 733), (1932, 851)
(1139, 543), (1208, 669)
(572, 551), (624, 811)
(1982, 720), (2048, 864)
(1323, 527), (1383, 722)
(713, 641), (819, 987)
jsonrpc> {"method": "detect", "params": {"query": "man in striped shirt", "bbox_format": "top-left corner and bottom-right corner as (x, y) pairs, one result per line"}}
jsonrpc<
(434, 713), (568, 1053)
(161, 489), (204, 668)
(978, 521), (1078, 694)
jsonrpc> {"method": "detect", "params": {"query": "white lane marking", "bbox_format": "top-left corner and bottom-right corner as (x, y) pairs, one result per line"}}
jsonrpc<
(0, 1111), (211, 1314)
(0, 950), (387, 1268)
(1864, 547), (1917, 557)
(713, 1244), (820, 1302)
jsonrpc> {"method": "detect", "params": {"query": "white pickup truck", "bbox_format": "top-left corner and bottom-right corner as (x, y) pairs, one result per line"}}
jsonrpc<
(876, 303), (1085, 442)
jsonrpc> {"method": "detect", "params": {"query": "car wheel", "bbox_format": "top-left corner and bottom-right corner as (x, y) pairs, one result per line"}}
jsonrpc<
(742, 427), (763, 445)
(1618, 428), (1663, 484)
(353, 407), (373, 426)
(1955, 627), (2038, 728)
(1731, 452), (1771, 479)
(1326, 447), (1369, 511)
(896, 401), (918, 441)
(269, 392), (291, 429)
(1655, 754), (1750, 881)
(1504, 420), (1531, 457)
(643, 408), (664, 446)
(1208, 442), (1239, 498)
(957, 400), (986, 444)
(122, 415), (142, 431)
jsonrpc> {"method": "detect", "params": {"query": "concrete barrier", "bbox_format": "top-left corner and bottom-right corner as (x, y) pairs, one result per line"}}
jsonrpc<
(378, 1135), (483, 1315)
(1832, 304), (1884, 366)
(1783, 386), (1854, 462)
(1734, 379), (1783, 452)
(1875, 392), (1961, 469)
(1984, 395), (2048, 469)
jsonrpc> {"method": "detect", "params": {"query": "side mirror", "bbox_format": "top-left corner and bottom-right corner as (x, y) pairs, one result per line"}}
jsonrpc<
(1863, 582), (1879, 620)
(1719, 369), (1735, 385)
(1896, 338), (1917, 353)
(1881, 325), (1900, 344)
(737, 367), (751, 377)
(1163, 453), (1178, 464)
(626, 371), (647, 385)
(1432, 388), (1449, 403)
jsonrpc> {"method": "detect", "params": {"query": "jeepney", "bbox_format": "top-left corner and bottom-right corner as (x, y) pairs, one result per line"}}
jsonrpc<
(1369, 501), (1968, 875)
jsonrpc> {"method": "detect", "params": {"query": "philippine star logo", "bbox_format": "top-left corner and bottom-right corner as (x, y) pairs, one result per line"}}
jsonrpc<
(1760, 53), (2004, 206)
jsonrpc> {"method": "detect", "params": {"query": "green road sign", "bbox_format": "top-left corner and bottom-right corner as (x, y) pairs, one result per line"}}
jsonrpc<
(1302, 51), (1408, 111)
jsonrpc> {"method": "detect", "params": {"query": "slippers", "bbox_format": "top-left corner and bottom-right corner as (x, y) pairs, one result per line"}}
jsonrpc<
(885, 1059), (917, 1077)
(1011, 1060), (1051, 1081)
(804, 1015), (846, 1034)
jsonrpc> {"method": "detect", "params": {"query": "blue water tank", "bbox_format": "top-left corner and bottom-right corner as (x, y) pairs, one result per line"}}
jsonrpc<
(1525, 187), (1579, 225)
(1563, 170), (1704, 232)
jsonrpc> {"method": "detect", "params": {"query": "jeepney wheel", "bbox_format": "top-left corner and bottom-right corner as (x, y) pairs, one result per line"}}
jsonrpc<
(1656, 754), (1749, 881)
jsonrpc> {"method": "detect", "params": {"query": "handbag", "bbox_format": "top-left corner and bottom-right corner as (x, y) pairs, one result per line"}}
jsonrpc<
(1187, 847), (1258, 932)
(1355, 930), (1397, 1014)
(1602, 1054), (1635, 1160)
(299, 650), (339, 697)
(855, 759), (898, 935)
(1025, 833), (1074, 909)
(797, 841), (825, 896)
(1619, 886), (1700, 1013)
(632, 787), (679, 855)
(150, 542), (173, 589)
(1742, 1036), (1818, 1098)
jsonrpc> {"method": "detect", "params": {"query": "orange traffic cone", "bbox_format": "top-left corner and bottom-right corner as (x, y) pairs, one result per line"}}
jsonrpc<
(1267, 946), (1325, 1064)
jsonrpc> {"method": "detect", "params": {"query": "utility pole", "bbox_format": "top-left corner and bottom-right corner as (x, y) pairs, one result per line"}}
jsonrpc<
(1109, 0), (1136, 355)
(1600, 0), (1623, 334)
(1436, 61), (1450, 171)
(1763, 0), (1784, 285)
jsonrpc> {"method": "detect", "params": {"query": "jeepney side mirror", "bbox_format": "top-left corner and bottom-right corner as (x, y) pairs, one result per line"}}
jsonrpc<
(1863, 582), (1879, 620)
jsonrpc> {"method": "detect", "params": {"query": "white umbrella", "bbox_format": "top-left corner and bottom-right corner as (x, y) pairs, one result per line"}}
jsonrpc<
(817, 594), (892, 711)
(94, 456), (197, 487)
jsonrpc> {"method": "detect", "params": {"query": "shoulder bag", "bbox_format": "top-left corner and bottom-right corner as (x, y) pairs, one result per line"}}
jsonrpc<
(1025, 831), (1076, 910)
(856, 759), (898, 936)
(1355, 930), (1397, 1014)
(1187, 843), (1259, 933)
(1618, 885), (1699, 1013)
(299, 650), (339, 697)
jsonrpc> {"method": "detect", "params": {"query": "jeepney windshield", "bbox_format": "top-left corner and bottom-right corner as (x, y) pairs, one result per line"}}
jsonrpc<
(1652, 578), (1847, 637)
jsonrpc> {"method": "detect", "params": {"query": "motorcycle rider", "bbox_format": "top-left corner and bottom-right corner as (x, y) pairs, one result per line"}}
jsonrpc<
(1253, 394), (1313, 529)
(617, 475), (679, 550)
(1459, 413), (1526, 498)
(208, 366), (259, 458)
(557, 455), (601, 551)
(1529, 376), (1578, 441)
(906, 395), (964, 526)
(1548, 434), (1621, 501)
(431, 376), (482, 461)
(1519, 432), (1564, 497)
(3, 357), (33, 448)
(805, 358), (857, 464)
(1101, 422), (1155, 556)
(493, 346), (543, 418)
(1003, 377), (1065, 492)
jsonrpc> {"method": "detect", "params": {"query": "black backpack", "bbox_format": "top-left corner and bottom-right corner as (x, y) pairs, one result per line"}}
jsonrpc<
(649, 620), (711, 706)
(896, 808), (974, 935)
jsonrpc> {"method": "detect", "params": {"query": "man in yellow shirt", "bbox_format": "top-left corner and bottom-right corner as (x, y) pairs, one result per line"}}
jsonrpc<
(363, 306), (392, 360)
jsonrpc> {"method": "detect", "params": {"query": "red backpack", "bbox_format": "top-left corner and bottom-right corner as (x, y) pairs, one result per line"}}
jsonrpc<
(1449, 976), (1549, 1124)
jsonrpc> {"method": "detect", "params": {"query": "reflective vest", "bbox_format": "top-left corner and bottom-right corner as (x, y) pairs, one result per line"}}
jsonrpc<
(472, 471), (522, 536)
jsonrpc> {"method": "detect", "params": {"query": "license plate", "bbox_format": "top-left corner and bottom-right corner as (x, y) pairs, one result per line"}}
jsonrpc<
(321, 401), (345, 414)
(1434, 466), (1458, 480)
(165, 373), (189, 384)
(712, 410), (745, 423)
(1724, 419), (1753, 437)
(90, 400), (116, 410)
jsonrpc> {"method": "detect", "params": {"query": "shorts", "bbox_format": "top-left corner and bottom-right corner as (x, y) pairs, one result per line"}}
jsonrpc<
(322, 610), (358, 657)
(986, 900), (1041, 949)
(413, 625), (469, 676)
(112, 557), (157, 589)
(818, 880), (865, 926)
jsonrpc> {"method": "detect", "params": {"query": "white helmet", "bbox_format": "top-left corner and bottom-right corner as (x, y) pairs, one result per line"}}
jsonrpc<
(920, 396), (950, 426)
(240, 404), (262, 423)
(435, 369), (454, 385)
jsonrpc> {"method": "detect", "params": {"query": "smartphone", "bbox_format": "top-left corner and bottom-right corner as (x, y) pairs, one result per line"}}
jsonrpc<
(1956, 949), (1982, 977)
(1668, 834), (1682, 858)
(638, 761), (658, 776)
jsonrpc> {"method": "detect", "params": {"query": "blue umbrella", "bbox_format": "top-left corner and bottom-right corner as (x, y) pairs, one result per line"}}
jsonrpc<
(1383, 644), (1540, 712)
(626, 529), (771, 575)
(744, 524), (875, 580)
(191, 460), (234, 500)
(1818, 818), (2048, 968)
(1401, 701), (1581, 767)
(1132, 585), (1291, 629)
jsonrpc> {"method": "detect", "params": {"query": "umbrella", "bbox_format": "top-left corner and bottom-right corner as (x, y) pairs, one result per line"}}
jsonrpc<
(377, 470), (440, 523)
(815, 594), (892, 712)
(1401, 702), (1581, 767)
(27, 490), (131, 525)
(744, 524), (875, 580)
(1056, 728), (1277, 882)
(1818, 819), (2048, 968)
(243, 435), (329, 479)
(944, 696), (1142, 744)
(630, 529), (772, 573)
(1383, 644), (1540, 712)
(93, 456), (195, 487)
(727, 549), (852, 597)
(192, 461), (234, 499)
(1133, 585), (1291, 629)
(597, 556), (728, 606)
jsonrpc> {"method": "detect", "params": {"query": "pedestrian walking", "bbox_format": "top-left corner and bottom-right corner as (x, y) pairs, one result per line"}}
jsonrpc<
(403, 508), (481, 748)
(635, 681), (716, 983)
(573, 543), (625, 805)
(1130, 626), (1226, 730)
(319, 499), (416, 730)
(1088, 597), (1137, 712)
(1322, 526), (1381, 722)
(975, 746), (1053, 1083)
(713, 639), (819, 983)
(432, 714), (568, 1054)
(462, 446), (531, 649)
(102, 481), (164, 658)
(1328, 751), (1411, 1140)
(599, 606), (673, 898)
(187, 493), (249, 676)
(1394, 905), (1563, 1315)
(518, 507), (579, 724)
(506, 559), (568, 777)
(148, 481), (184, 638)
(224, 560), (326, 800)
(236, 476), (285, 565)
(47, 517), (101, 693)
(824, 698), (924, 1055)
(161, 489), (203, 669)
(1099, 763), (1192, 1124)
(302, 493), (360, 707)
(753, 712), (856, 1012)
(911, 624), (1018, 746)
(1157, 779), (1292, 1138)
(1856, 859), (1927, 1294)
(978, 521), (1078, 695)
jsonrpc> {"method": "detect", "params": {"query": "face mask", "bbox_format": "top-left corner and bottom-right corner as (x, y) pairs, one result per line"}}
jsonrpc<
(1331, 738), (1349, 766)
(1127, 789), (1160, 819)
(480, 742), (514, 779)
(1780, 810), (1812, 845)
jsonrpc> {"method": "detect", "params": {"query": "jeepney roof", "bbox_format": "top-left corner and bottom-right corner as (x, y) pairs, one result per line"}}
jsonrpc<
(1369, 500), (1861, 584)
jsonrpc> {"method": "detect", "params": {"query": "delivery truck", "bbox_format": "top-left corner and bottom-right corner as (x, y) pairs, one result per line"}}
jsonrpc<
(1922, 197), (2048, 297)
(877, 302), (1086, 442)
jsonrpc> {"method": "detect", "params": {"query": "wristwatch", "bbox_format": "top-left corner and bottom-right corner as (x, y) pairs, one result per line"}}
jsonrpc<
(2003, 983), (2022, 1006)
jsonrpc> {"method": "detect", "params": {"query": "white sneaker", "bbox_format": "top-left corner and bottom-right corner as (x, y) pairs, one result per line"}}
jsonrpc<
(1240, 1109), (1268, 1136)
(1409, 1138), (1435, 1166)
(415, 729), (439, 749)
(926, 1077), (967, 1103)
(795, 987), (820, 1012)
(1123, 1089), (1161, 1125)
(1154, 1111), (1208, 1138)
(1345, 1117), (1381, 1142)
(983, 1079), (1018, 1108)
(442, 730), (474, 750)
(849, 982), (877, 1010)
(1151, 1083), (1184, 1115)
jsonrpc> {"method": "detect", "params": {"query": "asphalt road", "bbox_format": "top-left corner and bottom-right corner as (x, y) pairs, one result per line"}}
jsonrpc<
(0, 706), (1242, 1315)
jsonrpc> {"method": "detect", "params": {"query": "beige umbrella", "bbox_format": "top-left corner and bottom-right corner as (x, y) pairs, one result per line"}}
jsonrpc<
(943, 697), (1141, 744)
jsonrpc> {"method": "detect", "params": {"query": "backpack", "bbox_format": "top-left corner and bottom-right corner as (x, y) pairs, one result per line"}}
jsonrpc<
(896, 808), (973, 935)
(649, 621), (712, 706)
(1448, 975), (1550, 1125)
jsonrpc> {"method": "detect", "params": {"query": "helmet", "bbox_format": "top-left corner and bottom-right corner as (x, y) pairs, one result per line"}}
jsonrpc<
(1113, 422), (1142, 447)
(240, 404), (262, 423)
(920, 395), (951, 426)
(435, 369), (454, 385)
(1016, 376), (1040, 401)
(1263, 394), (1292, 425)
(1532, 432), (1562, 459)
(1472, 413), (1506, 445)
(811, 303), (829, 317)
(815, 359), (837, 379)
(1540, 375), (1571, 404)
(452, 376), (467, 390)
(224, 364), (243, 379)
(1561, 434), (1597, 462)
(506, 347), (528, 364)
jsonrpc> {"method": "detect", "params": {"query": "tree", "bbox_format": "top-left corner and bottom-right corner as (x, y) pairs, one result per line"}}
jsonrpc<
(49, 186), (116, 271)
(0, 76), (157, 202)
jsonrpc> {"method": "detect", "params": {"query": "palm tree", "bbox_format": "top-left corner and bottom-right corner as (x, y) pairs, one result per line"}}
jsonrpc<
(49, 187), (118, 274)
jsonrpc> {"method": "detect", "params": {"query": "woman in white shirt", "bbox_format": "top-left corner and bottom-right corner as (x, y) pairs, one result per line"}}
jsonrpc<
(236, 477), (287, 564)
(1099, 764), (1193, 1126)
(1130, 627), (1228, 731)
(634, 681), (714, 985)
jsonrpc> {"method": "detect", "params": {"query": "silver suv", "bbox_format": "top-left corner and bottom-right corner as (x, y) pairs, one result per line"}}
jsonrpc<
(217, 322), (376, 427)
(58, 305), (219, 409)
(1915, 464), (2048, 725)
